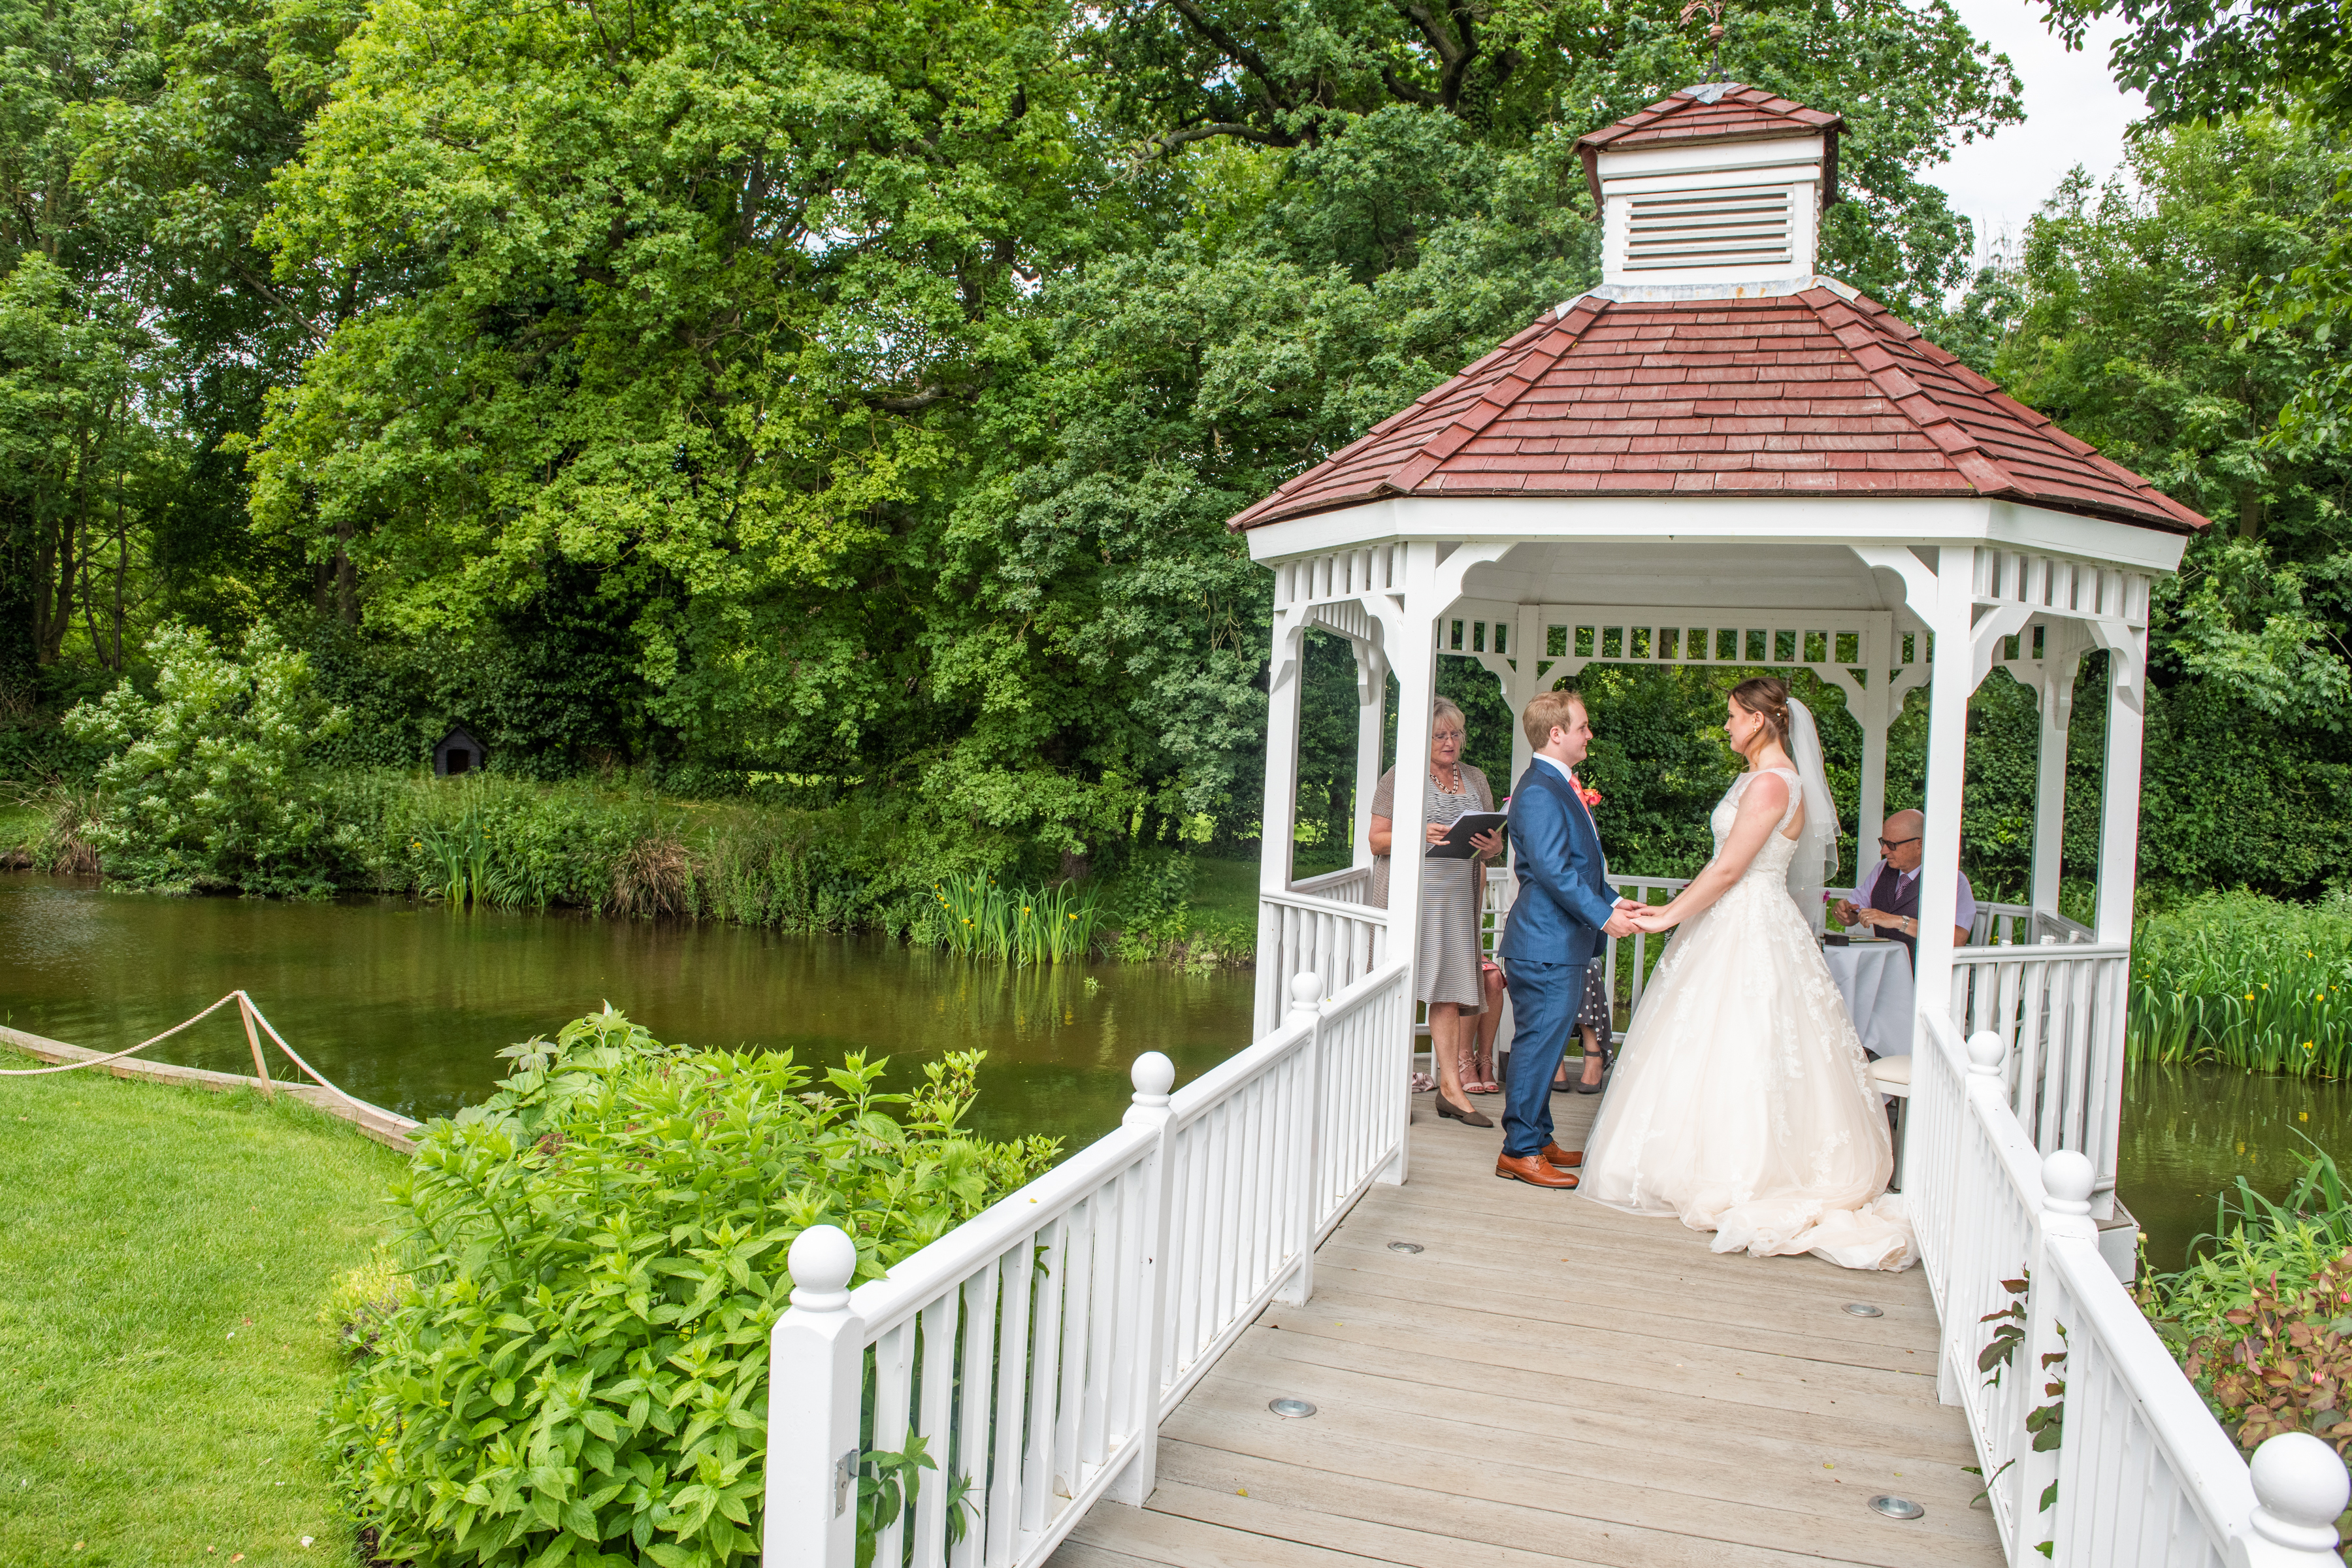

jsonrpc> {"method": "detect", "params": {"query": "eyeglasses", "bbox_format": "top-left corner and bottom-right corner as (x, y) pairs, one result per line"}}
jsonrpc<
(1878, 836), (1921, 851)
(1432, 730), (1465, 742)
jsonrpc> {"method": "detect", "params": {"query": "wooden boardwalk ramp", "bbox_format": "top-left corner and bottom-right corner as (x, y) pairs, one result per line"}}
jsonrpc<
(1051, 1091), (2003, 1568)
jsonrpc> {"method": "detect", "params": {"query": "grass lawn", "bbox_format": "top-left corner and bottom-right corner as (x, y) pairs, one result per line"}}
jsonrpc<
(0, 799), (44, 857)
(1186, 855), (1262, 924)
(0, 1070), (404, 1567)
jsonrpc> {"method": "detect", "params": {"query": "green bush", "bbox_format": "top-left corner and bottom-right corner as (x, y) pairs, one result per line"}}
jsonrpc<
(2138, 1147), (2352, 1464)
(62, 622), (358, 892)
(329, 1007), (1060, 1567)
(2129, 891), (2352, 1076)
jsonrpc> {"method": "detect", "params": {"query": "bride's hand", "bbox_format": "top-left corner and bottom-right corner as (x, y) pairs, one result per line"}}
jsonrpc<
(1631, 905), (1676, 933)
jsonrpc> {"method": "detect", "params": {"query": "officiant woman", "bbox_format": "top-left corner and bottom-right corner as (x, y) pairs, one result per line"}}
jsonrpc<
(1369, 698), (1507, 1127)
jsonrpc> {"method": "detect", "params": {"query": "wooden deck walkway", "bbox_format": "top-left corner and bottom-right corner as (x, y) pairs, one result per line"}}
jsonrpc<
(1051, 1090), (2003, 1568)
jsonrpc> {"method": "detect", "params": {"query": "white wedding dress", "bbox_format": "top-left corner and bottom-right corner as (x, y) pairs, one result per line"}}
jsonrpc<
(1578, 767), (1917, 1271)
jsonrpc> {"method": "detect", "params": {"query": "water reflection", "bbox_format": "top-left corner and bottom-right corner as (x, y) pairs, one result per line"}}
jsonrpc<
(11, 872), (2342, 1266)
(2118, 1062), (2351, 1272)
(0, 875), (1249, 1148)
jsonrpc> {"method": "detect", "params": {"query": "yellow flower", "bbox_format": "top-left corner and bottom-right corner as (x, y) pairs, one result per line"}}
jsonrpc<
(2247, 994), (2257, 1002)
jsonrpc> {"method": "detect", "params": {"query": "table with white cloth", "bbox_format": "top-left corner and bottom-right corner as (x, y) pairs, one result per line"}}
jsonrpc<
(1823, 938), (1914, 1058)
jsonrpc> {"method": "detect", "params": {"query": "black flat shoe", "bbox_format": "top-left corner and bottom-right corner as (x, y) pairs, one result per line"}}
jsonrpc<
(1435, 1094), (1494, 1128)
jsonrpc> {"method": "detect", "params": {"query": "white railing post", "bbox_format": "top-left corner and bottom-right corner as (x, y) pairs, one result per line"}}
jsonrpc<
(1277, 973), (1323, 1307)
(2240, 1434), (2352, 1567)
(1109, 1052), (1175, 1509)
(1936, 1029), (2010, 1409)
(764, 1225), (864, 1568)
(2021, 1151), (2097, 1554)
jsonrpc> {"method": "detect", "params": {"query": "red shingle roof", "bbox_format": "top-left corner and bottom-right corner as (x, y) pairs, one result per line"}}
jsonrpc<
(1224, 288), (2210, 536)
(1575, 84), (1844, 206)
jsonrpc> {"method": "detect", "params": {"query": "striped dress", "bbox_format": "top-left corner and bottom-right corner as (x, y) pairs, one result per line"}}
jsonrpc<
(1369, 763), (1494, 1011)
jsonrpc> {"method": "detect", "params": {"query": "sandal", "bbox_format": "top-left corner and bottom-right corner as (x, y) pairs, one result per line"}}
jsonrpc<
(1466, 1042), (1501, 1095)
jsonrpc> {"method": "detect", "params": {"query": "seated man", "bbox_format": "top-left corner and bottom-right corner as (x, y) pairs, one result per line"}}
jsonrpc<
(1831, 808), (1974, 964)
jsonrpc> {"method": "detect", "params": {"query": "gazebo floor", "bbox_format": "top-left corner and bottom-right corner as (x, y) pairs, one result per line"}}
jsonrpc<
(1049, 1091), (2004, 1568)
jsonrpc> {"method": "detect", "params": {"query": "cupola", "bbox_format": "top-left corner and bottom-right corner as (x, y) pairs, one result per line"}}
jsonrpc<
(1573, 83), (1844, 299)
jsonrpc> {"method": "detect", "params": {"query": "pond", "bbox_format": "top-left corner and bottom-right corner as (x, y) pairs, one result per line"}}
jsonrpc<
(0, 874), (1250, 1151)
(3, 872), (2341, 1272)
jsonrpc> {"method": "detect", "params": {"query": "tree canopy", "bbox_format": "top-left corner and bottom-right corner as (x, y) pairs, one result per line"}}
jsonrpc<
(5, 0), (2346, 892)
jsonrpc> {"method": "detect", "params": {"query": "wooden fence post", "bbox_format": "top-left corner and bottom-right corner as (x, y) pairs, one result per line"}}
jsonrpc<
(764, 1226), (864, 1568)
(235, 992), (274, 1098)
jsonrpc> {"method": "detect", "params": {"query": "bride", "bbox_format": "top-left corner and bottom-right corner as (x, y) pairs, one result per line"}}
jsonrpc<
(1577, 677), (1915, 1272)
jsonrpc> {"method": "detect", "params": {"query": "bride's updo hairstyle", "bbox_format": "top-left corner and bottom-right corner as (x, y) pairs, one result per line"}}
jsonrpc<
(1729, 676), (1794, 751)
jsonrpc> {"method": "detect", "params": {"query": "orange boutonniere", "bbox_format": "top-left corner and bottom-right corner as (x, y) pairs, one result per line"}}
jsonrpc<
(1579, 785), (1603, 808)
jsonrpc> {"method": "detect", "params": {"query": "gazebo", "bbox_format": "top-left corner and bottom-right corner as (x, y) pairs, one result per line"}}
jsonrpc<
(764, 87), (2352, 1568)
(1238, 82), (2205, 1259)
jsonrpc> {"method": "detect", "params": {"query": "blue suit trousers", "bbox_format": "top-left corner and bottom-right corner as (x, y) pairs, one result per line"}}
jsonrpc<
(1501, 958), (1580, 1159)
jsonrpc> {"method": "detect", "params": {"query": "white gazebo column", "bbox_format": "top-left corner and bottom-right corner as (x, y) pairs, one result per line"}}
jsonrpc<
(1853, 674), (1893, 863)
(1912, 551), (1978, 1064)
(2030, 630), (2087, 920)
(1507, 603), (1546, 789)
(2084, 625), (2147, 1223)
(1351, 638), (1389, 870)
(1253, 616), (1307, 1036)
(2089, 629), (2146, 945)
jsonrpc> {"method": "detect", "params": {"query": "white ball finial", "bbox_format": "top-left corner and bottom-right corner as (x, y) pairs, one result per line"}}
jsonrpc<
(788, 1224), (858, 1313)
(1288, 972), (1323, 1015)
(2249, 1433), (2351, 1553)
(2040, 1150), (2095, 1215)
(1131, 1051), (1175, 1101)
(1966, 1031), (2007, 1075)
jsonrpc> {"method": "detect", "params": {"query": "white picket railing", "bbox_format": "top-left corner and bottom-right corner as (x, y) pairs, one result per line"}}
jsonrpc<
(764, 962), (1411, 1568)
(1252, 889), (1389, 1037)
(1908, 1005), (2350, 1567)
(1973, 902), (2097, 947)
(1949, 941), (2132, 1213)
(1287, 864), (1373, 905)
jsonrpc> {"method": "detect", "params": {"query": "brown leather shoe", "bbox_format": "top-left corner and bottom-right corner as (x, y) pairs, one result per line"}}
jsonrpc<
(1495, 1152), (1579, 1188)
(1541, 1143), (1583, 1169)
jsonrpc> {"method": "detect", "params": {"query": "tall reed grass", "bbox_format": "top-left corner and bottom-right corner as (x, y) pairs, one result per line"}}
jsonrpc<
(2129, 892), (2352, 1078)
(930, 872), (1104, 964)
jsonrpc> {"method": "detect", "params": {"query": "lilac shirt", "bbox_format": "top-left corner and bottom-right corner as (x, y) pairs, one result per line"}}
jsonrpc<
(1858, 858), (1978, 930)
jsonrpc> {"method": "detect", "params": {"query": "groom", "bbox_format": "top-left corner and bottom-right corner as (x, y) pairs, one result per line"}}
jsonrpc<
(1496, 690), (1639, 1189)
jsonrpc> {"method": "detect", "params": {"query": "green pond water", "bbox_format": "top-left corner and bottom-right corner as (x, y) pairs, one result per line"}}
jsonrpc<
(3, 873), (2342, 1271)
(0, 874), (1249, 1152)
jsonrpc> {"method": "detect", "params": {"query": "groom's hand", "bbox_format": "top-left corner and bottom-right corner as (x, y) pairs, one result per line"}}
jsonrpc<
(1602, 909), (1639, 939)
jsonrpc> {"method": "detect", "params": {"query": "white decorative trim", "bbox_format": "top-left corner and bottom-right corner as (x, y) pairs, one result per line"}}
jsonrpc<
(1242, 497), (2189, 574)
(1972, 546), (2151, 629)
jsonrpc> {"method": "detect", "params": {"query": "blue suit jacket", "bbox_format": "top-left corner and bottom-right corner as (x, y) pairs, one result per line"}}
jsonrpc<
(1497, 760), (1619, 968)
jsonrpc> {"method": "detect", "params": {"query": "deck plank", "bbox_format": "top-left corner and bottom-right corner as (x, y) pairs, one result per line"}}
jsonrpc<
(1050, 1093), (2002, 1568)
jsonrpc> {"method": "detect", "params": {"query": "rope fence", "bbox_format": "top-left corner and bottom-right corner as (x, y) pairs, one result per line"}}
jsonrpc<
(1, 991), (412, 1136)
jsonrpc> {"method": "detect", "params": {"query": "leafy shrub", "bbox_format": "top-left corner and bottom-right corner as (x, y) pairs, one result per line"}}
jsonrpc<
(63, 623), (357, 893)
(2129, 892), (2352, 1075)
(2140, 1146), (2352, 1458)
(329, 1007), (1060, 1567)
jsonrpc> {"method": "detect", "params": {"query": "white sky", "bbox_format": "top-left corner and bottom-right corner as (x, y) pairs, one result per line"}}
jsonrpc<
(1932, 0), (2148, 269)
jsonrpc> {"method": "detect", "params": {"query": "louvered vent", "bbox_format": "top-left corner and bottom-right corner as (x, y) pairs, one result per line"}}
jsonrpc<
(1624, 185), (1793, 272)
